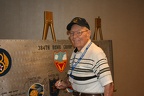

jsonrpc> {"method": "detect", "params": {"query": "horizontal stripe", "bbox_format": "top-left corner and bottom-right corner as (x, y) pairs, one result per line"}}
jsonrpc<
(93, 63), (108, 73)
(97, 67), (110, 78)
(71, 75), (97, 81)
(93, 58), (107, 69)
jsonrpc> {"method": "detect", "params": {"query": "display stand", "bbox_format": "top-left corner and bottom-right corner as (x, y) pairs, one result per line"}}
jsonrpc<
(42, 11), (56, 42)
(93, 16), (103, 40)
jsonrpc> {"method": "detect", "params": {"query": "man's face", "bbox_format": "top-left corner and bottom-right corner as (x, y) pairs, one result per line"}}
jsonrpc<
(69, 24), (91, 51)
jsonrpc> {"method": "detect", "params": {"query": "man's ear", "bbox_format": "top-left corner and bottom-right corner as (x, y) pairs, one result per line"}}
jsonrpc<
(87, 30), (91, 38)
(89, 30), (91, 36)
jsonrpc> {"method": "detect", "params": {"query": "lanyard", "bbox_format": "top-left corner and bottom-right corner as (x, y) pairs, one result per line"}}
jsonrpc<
(70, 42), (92, 78)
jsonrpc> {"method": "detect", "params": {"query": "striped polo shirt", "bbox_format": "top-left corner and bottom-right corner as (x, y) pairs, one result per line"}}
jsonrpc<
(67, 40), (113, 93)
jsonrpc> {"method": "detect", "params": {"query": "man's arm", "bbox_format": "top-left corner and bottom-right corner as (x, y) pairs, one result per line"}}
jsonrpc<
(104, 82), (114, 96)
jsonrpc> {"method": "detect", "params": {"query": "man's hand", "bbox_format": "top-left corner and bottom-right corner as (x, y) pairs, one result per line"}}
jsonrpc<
(55, 80), (68, 90)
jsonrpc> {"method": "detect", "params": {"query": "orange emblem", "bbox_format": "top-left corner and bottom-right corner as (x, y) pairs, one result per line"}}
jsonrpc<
(54, 51), (67, 72)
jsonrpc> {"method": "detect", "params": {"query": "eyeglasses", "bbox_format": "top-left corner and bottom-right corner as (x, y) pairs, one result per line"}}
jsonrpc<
(69, 30), (88, 37)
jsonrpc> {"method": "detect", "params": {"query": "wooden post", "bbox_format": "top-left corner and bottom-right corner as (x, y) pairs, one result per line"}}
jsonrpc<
(42, 11), (56, 42)
(93, 16), (103, 40)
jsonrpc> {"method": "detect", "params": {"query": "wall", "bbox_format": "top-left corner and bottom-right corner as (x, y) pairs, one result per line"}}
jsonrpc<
(0, 0), (144, 96)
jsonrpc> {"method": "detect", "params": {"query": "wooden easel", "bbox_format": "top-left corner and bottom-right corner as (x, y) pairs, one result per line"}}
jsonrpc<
(93, 16), (103, 40)
(42, 11), (56, 41)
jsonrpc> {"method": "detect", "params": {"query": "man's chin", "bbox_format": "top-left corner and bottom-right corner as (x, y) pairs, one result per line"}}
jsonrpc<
(74, 43), (79, 46)
(74, 45), (80, 48)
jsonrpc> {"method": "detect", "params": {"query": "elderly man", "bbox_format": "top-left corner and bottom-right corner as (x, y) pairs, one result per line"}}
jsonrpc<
(55, 17), (114, 96)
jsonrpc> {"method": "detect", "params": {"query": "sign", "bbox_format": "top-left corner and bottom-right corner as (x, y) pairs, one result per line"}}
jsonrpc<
(0, 40), (113, 96)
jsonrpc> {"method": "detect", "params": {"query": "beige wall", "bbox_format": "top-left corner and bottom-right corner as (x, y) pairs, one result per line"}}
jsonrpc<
(0, 0), (144, 96)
